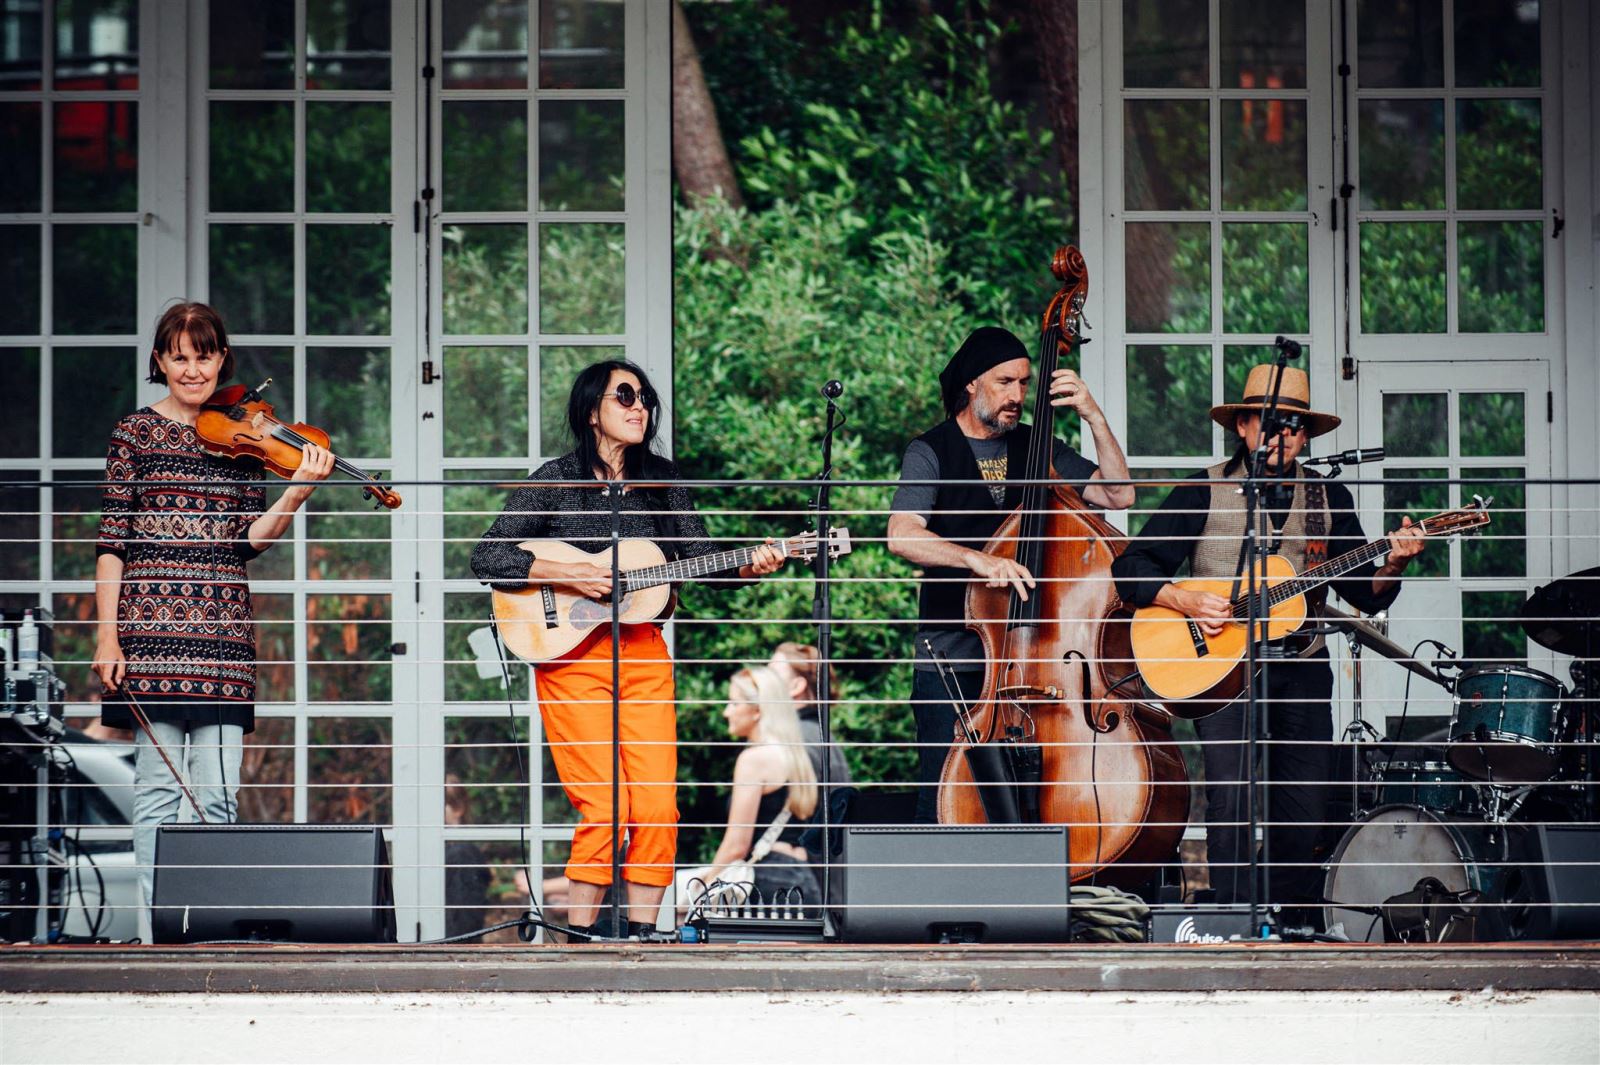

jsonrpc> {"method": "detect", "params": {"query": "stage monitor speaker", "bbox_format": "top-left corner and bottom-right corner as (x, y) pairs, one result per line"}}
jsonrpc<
(834, 825), (1069, 944)
(1499, 825), (1600, 941)
(152, 824), (396, 944)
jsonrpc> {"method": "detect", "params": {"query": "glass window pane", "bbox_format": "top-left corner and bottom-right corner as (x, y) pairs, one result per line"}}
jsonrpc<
(307, 102), (391, 213)
(445, 715), (530, 823)
(53, 100), (136, 212)
(52, 346), (135, 458)
(0, 349), (40, 457)
(1383, 393), (1448, 457)
(51, 591), (97, 699)
(1125, 222), (1211, 333)
(538, 0), (623, 89)
(210, 0), (294, 89)
(1222, 345), (1276, 407)
(1220, 0), (1306, 88)
(444, 469), (523, 576)
(1456, 99), (1540, 211)
(443, 224), (529, 335)
(307, 224), (391, 335)
(443, 101), (529, 212)
(1, 102), (42, 211)
(0, 472), (41, 580)
(53, 224), (135, 334)
(538, 223), (624, 334)
(1382, 468), (1449, 579)
(1357, 0), (1443, 88)
(1359, 221), (1445, 333)
(1123, 0), (1208, 88)
(444, 595), (531, 704)
(1128, 468), (1202, 538)
(444, 347), (529, 458)
(210, 101), (294, 213)
(443, 0), (529, 89)
(238, 716), (295, 822)
(53, 0), (137, 89)
(1459, 221), (1543, 334)
(1358, 99), (1444, 210)
(305, 345), (390, 458)
(306, 0), (391, 90)
(540, 345), (621, 455)
(1, 2), (44, 90)
(1462, 467), (1524, 578)
(306, 594), (391, 702)
(1124, 100), (1208, 212)
(1126, 345), (1212, 457)
(210, 224), (294, 334)
(230, 346), (295, 421)
(252, 593), (296, 703)
(1463, 590), (1525, 661)
(1460, 392), (1524, 458)
(307, 716), (391, 822)
(306, 467), (392, 580)
(50, 469), (102, 579)
(1454, 0), (1540, 88)
(0, 226), (41, 334)
(1222, 223), (1309, 334)
(445, 840), (524, 942)
(538, 100), (624, 211)
(1221, 99), (1306, 210)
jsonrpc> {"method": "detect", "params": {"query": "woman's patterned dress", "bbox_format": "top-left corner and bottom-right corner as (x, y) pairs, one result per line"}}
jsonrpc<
(96, 409), (265, 732)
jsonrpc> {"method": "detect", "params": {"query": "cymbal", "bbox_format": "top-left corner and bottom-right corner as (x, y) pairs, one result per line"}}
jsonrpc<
(1323, 605), (1446, 687)
(1521, 567), (1600, 657)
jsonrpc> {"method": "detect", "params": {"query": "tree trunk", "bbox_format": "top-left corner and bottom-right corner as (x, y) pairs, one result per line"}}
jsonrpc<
(1026, 0), (1174, 333)
(671, 0), (743, 210)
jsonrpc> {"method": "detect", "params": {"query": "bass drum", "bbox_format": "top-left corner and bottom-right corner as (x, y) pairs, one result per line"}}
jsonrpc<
(1322, 805), (1517, 943)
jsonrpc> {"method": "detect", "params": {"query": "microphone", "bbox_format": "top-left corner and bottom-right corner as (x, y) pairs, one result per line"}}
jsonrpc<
(1303, 447), (1385, 468)
(1273, 336), (1303, 359)
(821, 379), (844, 400)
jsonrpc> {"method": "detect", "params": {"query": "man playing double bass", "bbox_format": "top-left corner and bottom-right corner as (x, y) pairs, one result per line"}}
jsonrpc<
(888, 327), (1134, 824)
(1112, 364), (1424, 911)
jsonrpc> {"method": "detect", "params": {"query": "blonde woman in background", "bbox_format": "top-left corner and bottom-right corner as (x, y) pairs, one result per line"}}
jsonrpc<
(699, 666), (821, 902)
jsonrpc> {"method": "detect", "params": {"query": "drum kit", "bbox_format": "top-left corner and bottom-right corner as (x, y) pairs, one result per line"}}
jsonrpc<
(1321, 568), (1598, 943)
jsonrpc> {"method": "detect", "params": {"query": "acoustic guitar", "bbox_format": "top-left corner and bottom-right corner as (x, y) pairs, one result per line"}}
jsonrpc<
(492, 528), (852, 663)
(1126, 500), (1491, 715)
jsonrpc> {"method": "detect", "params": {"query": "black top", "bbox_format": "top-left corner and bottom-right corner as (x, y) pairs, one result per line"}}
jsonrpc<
(754, 785), (809, 846)
(1112, 470), (1401, 617)
(470, 451), (741, 591)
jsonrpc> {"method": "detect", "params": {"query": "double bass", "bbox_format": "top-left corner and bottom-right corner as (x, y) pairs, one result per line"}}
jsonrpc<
(935, 247), (1188, 889)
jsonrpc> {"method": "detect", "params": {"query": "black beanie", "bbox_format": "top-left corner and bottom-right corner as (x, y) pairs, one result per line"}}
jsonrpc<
(939, 327), (1029, 417)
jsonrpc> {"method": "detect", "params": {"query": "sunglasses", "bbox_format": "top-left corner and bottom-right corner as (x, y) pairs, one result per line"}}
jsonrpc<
(604, 383), (659, 410)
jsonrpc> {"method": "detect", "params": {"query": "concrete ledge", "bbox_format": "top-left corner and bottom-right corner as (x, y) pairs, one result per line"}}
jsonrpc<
(3, 942), (1598, 994)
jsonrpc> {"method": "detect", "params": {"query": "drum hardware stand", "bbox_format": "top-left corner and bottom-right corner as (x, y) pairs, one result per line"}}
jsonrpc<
(1339, 614), (1385, 816)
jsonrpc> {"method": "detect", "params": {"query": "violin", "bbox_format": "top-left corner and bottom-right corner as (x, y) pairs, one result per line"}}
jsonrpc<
(195, 379), (403, 510)
(935, 246), (1189, 890)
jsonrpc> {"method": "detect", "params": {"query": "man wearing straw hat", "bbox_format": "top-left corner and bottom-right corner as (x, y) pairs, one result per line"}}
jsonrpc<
(1113, 363), (1424, 913)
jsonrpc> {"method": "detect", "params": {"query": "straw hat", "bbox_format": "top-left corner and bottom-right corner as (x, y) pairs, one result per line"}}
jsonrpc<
(1209, 364), (1341, 438)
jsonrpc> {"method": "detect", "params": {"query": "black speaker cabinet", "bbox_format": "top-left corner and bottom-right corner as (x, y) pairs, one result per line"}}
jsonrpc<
(1499, 825), (1600, 941)
(834, 825), (1070, 943)
(152, 824), (396, 944)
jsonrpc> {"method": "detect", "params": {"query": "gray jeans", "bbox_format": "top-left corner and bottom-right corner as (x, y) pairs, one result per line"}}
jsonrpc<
(133, 721), (244, 909)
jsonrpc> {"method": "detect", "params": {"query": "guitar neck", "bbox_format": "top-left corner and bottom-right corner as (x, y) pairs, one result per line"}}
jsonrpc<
(1230, 524), (1442, 615)
(621, 543), (776, 592)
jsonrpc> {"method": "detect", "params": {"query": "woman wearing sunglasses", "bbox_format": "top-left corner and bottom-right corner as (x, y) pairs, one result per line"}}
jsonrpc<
(472, 359), (786, 941)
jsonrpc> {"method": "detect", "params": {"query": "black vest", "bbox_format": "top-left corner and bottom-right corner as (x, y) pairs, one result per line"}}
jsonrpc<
(915, 419), (1034, 631)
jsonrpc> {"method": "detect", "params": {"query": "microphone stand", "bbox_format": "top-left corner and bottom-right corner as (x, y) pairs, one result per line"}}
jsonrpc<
(812, 381), (843, 937)
(1237, 336), (1299, 934)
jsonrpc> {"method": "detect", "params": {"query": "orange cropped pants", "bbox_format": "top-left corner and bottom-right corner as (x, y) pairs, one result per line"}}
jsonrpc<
(534, 624), (677, 888)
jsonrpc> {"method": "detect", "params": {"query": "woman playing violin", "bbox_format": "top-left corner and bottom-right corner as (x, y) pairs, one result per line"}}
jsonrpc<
(472, 360), (787, 940)
(92, 301), (333, 915)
